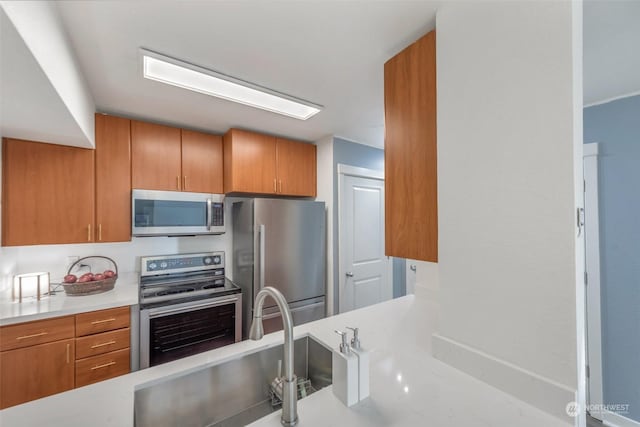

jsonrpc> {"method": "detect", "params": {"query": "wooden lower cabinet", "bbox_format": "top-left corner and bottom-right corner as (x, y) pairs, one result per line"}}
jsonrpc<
(75, 348), (130, 388)
(0, 306), (131, 407)
(0, 339), (75, 409)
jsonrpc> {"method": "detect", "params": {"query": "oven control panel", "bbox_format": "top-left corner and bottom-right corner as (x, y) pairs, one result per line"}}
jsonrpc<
(141, 252), (225, 276)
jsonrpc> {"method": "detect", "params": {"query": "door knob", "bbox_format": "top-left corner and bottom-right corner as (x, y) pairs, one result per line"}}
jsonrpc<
(346, 272), (354, 277)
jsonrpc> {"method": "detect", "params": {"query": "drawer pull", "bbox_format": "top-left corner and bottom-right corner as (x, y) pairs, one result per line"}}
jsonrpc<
(91, 361), (116, 370)
(91, 340), (116, 349)
(16, 331), (48, 340)
(91, 318), (116, 325)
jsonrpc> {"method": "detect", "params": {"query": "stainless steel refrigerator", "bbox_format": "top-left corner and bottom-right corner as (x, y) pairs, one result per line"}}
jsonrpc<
(232, 199), (326, 338)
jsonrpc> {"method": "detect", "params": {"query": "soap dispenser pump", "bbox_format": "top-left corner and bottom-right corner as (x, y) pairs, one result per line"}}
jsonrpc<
(347, 327), (370, 401)
(332, 330), (359, 407)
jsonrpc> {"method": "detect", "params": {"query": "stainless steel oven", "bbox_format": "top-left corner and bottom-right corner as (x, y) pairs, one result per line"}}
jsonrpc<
(138, 252), (242, 369)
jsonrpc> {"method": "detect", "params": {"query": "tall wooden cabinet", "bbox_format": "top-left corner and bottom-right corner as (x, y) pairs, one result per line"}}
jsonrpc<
(131, 121), (223, 193)
(1, 139), (95, 246)
(384, 30), (438, 262)
(95, 114), (131, 242)
(223, 129), (316, 197)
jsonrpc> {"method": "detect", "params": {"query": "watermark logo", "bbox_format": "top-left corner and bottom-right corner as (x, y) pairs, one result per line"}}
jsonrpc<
(565, 401), (630, 417)
(566, 401), (580, 417)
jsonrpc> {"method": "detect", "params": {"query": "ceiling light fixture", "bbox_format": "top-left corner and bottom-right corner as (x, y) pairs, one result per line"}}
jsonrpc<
(141, 49), (322, 120)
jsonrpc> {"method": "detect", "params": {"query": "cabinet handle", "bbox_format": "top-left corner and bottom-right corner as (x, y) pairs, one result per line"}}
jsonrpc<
(66, 343), (70, 364)
(16, 331), (47, 340)
(176, 175), (180, 190)
(279, 180), (282, 193)
(91, 340), (116, 349)
(273, 178), (277, 193)
(88, 224), (92, 241)
(91, 361), (116, 370)
(91, 317), (116, 325)
(183, 176), (187, 190)
(98, 224), (102, 241)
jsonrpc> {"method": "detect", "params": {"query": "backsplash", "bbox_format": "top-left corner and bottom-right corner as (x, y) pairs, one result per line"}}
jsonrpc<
(0, 234), (232, 291)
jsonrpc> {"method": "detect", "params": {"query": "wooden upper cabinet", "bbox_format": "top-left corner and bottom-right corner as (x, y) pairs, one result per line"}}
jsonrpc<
(384, 30), (438, 262)
(2, 138), (95, 246)
(223, 129), (316, 196)
(95, 114), (131, 242)
(223, 129), (277, 194)
(131, 120), (182, 191)
(181, 129), (223, 194)
(276, 138), (316, 197)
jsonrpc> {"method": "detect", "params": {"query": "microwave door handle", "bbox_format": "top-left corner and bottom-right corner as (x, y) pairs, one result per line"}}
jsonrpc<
(259, 224), (265, 290)
(206, 199), (212, 230)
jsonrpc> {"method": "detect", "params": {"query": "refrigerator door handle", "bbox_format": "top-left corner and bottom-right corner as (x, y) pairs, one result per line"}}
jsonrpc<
(259, 224), (266, 291)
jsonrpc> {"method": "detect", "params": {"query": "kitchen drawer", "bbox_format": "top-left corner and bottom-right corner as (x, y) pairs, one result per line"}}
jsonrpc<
(0, 316), (75, 351)
(76, 327), (130, 359)
(76, 306), (130, 337)
(75, 347), (130, 387)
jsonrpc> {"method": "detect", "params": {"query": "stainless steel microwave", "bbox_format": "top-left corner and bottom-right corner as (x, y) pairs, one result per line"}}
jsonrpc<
(132, 189), (225, 236)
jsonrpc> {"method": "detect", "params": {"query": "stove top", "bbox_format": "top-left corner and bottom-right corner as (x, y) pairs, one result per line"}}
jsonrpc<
(139, 252), (241, 307)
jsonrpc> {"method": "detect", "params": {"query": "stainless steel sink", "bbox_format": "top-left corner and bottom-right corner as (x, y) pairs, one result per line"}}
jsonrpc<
(134, 335), (332, 427)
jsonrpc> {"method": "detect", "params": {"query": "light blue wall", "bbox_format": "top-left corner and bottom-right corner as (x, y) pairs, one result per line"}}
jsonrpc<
(584, 94), (640, 422)
(332, 138), (404, 312)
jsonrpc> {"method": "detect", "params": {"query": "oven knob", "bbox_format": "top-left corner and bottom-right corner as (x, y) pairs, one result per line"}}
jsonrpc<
(213, 256), (221, 264)
(148, 262), (157, 270)
(203, 256), (213, 265)
(160, 262), (168, 269)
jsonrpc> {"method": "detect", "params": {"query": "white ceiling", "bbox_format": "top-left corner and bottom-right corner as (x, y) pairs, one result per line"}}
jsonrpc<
(3, 1), (636, 150)
(583, 0), (640, 105)
(55, 1), (439, 148)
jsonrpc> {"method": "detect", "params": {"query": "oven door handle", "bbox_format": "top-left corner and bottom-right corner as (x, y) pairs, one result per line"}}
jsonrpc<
(206, 199), (212, 231)
(147, 297), (239, 318)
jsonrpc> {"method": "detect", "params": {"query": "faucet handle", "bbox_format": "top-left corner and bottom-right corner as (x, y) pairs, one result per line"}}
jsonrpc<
(334, 330), (351, 355)
(346, 327), (361, 350)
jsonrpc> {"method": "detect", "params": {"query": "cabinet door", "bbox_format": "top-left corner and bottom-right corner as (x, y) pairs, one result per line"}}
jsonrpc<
(275, 138), (316, 197)
(223, 129), (276, 194)
(384, 31), (438, 262)
(95, 114), (131, 242)
(131, 120), (182, 191)
(181, 129), (223, 194)
(2, 138), (95, 246)
(0, 339), (75, 409)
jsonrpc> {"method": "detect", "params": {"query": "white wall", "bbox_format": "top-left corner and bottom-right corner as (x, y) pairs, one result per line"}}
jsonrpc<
(433, 1), (582, 422)
(314, 136), (334, 315)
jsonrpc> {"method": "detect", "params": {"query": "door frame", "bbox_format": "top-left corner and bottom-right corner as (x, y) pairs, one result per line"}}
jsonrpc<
(337, 164), (391, 313)
(584, 142), (603, 419)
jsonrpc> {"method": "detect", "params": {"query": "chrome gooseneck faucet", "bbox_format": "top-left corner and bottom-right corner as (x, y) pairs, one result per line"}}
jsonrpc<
(249, 287), (298, 427)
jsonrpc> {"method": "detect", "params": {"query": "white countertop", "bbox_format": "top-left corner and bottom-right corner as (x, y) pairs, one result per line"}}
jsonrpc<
(0, 272), (139, 325)
(0, 290), (570, 427)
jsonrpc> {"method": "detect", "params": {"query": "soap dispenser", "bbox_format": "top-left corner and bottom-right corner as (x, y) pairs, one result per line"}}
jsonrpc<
(332, 330), (359, 407)
(347, 327), (370, 401)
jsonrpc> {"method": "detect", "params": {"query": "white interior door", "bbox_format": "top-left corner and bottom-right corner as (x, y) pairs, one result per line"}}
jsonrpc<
(338, 165), (391, 313)
(584, 143), (603, 420)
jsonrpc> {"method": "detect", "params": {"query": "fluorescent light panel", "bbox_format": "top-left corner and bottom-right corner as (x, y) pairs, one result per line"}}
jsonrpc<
(141, 50), (322, 120)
